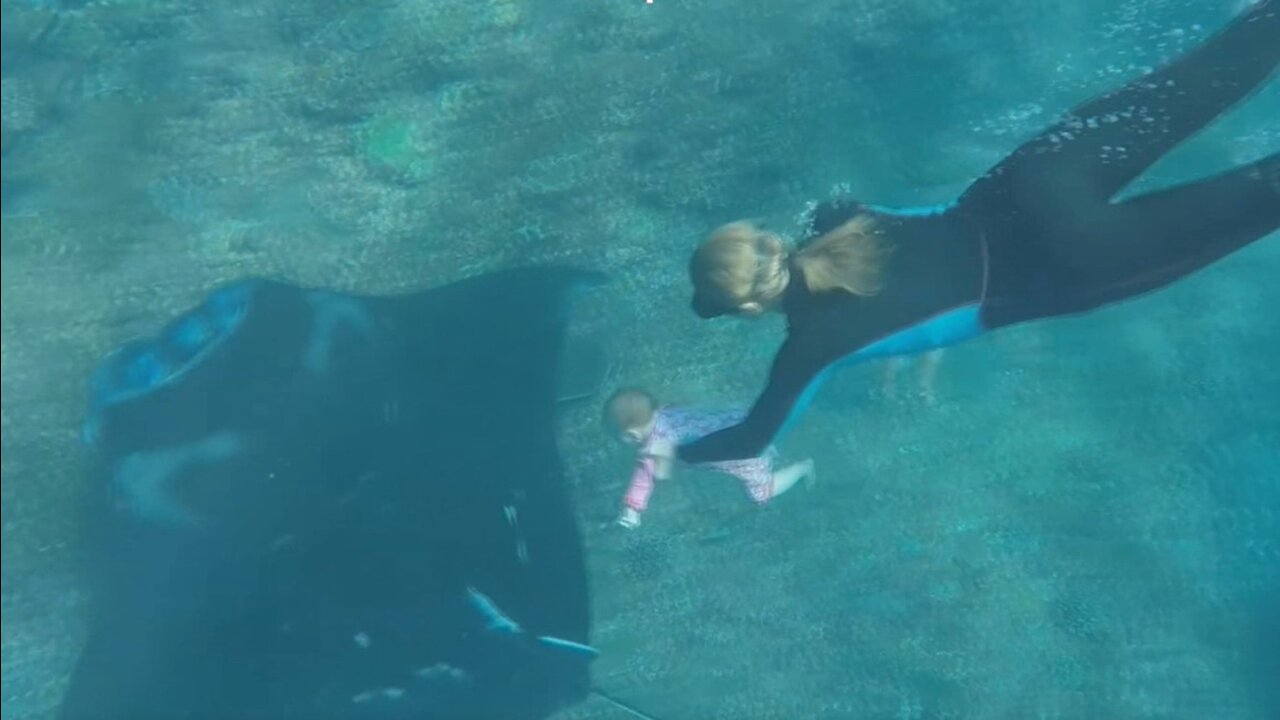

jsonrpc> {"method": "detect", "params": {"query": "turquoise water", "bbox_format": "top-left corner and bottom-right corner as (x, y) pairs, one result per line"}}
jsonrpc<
(2, 0), (1277, 718)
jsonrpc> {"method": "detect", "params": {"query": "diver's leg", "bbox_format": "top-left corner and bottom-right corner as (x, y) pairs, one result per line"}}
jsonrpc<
(881, 356), (903, 399)
(916, 349), (943, 406)
(1077, 151), (1279, 309)
(960, 0), (1280, 211)
(992, 152), (1279, 323)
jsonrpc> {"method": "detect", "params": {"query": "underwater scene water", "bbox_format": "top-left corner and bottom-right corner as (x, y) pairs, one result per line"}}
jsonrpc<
(2, 0), (1278, 718)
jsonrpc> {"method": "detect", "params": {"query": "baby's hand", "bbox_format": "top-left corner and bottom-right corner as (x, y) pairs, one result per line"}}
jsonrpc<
(616, 507), (641, 529)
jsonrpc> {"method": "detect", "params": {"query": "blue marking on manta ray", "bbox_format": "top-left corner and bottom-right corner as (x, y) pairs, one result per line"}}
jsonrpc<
(169, 315), (213, 354)
(302, 291), (375, 375)
(83, 280), (257, 448)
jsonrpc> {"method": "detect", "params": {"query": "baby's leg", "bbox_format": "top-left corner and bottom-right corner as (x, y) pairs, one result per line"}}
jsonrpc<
(767, 459), (816, 500)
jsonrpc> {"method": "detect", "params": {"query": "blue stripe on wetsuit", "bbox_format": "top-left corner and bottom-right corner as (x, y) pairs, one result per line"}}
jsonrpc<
(776, 302), (985, 440)
(862, 201), (957, 218)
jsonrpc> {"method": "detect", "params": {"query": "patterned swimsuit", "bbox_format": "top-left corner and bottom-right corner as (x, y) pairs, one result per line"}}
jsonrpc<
(623, 406), (778, 512)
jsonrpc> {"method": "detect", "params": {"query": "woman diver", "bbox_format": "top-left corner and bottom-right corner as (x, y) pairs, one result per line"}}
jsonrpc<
(660, 0), (1280, 465)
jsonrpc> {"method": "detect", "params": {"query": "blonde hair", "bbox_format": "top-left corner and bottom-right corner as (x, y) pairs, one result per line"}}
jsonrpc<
(689, 215), (889, 316)
(603, 388), (657, 431)
(792, 214), (890, 296)
(689, 222), (789, 314)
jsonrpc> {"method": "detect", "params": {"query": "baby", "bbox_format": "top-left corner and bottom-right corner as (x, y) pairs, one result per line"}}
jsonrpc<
(603, 388), (814, 529)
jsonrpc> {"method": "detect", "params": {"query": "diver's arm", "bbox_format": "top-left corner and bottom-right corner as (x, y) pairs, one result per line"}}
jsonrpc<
(675, 339), (824, 464)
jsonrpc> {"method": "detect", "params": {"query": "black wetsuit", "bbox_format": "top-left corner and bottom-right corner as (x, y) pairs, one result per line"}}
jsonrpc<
(679, 0), (1280, 464)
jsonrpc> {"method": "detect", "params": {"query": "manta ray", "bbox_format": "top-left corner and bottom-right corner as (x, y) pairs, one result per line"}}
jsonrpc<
(60, 267), (634, 720)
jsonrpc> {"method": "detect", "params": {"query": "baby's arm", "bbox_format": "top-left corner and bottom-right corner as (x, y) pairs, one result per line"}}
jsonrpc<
(618, 457), (656, 529)
(652, 454), (673, 481)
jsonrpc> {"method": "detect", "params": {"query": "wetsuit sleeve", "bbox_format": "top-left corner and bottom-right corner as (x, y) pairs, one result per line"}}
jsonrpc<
(676, 338), (824, 464)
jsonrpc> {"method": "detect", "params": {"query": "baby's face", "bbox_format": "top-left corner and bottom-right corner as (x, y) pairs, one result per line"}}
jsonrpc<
(618, 416), (656, 447)
(619, 425), (648, 446)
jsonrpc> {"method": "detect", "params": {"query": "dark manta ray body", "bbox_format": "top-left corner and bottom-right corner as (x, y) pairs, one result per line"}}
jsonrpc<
(62, 268), (606, 720)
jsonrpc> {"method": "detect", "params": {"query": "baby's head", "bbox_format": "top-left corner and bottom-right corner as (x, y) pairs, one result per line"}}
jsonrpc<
(603, 388), (658, 446)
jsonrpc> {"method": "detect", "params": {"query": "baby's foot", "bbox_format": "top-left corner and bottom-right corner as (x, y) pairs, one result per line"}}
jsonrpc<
(802, 459), (817, 491)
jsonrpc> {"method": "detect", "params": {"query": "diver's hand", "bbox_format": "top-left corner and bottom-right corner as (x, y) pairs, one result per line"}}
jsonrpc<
(616, 508), (641, 529)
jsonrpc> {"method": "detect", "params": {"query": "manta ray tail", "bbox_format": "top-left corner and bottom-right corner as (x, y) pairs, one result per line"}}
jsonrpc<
(591, 687), (664, 720)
